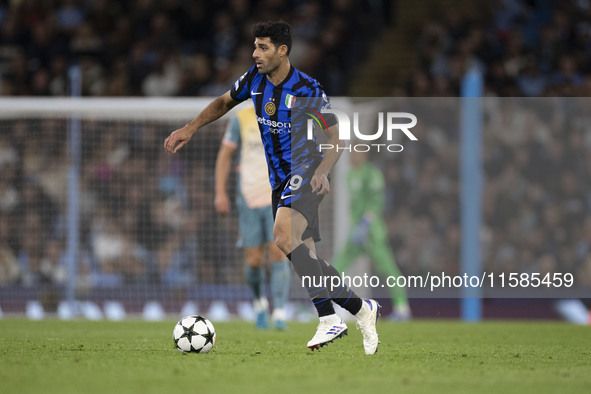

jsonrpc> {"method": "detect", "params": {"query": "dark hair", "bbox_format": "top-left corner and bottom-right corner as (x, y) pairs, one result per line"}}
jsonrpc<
(252, 21), (292, 55)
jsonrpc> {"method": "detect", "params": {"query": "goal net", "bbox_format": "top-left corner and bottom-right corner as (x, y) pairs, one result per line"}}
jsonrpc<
(0, 98), (309, 320)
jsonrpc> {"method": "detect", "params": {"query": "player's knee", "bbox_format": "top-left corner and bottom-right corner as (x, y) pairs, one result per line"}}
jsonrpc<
(274, 235), (290, 255)
(245, 255), (261, 268)
(268, 242), (286, 262)
(244, 247), (263, 267)
(273, 228), (291, 255)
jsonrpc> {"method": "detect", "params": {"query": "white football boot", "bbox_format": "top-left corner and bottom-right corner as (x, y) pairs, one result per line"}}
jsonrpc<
(355, 299), (382, 355)
(307, 314), (348, 350)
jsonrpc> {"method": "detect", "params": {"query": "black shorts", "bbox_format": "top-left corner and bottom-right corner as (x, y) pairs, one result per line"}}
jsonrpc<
(272, 166), (326, 242)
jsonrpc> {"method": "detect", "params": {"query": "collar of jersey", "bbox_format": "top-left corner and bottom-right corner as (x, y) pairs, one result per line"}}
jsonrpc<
(264, 65), (295, 88)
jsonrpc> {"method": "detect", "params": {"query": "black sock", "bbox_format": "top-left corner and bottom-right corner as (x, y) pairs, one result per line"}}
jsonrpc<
(318, 259), (363, 315)
(287, 244), (335, 317)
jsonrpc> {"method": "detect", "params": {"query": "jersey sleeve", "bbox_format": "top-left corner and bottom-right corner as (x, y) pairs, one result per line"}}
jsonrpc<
(318, 90), (338, 128)
(222, 115), (241, 148)
(230, 66), (257, 102)
(300, 81), (338, 128)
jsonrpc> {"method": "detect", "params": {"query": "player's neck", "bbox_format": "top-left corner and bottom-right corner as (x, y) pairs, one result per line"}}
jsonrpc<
(266, 59), (291, 86)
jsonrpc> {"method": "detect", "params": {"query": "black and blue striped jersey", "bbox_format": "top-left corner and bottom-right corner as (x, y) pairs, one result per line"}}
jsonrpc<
(230, 64), (335, 190)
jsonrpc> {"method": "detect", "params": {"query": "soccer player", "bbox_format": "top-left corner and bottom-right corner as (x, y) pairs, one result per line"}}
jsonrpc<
(164, 21), (380, 354)
(215, 105), (291, 330)
(333, 149), (411, 321)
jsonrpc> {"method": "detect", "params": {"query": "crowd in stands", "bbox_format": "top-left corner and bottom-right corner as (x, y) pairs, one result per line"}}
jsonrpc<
(0, 0), (384, 97)
(1, 0), (590, 293)
(384, 0), (591, 287)
(0, 116), (236, 289)
(381, 97), (591, 287)
(0, 0), (387, 292)
(407, 0), (591, 97)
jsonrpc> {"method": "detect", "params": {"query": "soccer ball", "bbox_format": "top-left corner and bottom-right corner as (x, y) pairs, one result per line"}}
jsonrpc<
(173, 315), (216, 353)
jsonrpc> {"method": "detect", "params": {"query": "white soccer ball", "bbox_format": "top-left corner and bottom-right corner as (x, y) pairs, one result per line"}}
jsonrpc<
(173, 315), (216, 353)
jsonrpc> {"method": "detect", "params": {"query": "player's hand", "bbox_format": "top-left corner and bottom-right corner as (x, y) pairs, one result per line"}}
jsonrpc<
(164, 126), (193, 154)
(214, 193), (230, 216)
(311, 171), (330, 195)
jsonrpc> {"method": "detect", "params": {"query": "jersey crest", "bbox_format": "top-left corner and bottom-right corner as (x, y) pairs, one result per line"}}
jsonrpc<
(230, 65), (336, 189)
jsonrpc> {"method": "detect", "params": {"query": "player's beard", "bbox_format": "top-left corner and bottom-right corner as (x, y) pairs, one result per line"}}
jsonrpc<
(257, 57), (280, 76)
(258, 63), (274, 75)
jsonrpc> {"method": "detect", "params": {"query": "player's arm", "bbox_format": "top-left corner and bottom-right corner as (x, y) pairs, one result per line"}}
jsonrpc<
(214, 141), (237, 216)
(311, 123), (343, 195)
(164, 90), (240, 154)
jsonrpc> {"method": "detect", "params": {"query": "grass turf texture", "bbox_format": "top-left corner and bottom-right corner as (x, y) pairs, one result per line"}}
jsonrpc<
(0, 319), (589, 394)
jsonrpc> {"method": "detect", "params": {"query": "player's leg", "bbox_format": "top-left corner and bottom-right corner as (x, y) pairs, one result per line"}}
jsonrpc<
(276, 207), (380, 353)
(244, 246), (269, 329)
(274, 207), (349, 348)
(367, 221), (411, 321)
(330, 239), (367, 320)
(289, 191), (380, 354)
(268, 241), (290, 330)
(315, 257), (381, 354)
(273, 172), (380, 353)
(274, 207), (334, 317)
(262, 204), (290, 330)
(237, 193), (269, 329)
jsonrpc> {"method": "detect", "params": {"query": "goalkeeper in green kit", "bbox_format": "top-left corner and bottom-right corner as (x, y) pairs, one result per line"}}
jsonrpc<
(333, 149), (411, 321)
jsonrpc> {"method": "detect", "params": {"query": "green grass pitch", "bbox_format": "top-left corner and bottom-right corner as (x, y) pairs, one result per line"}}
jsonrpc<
(0, 319), (589, 394)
